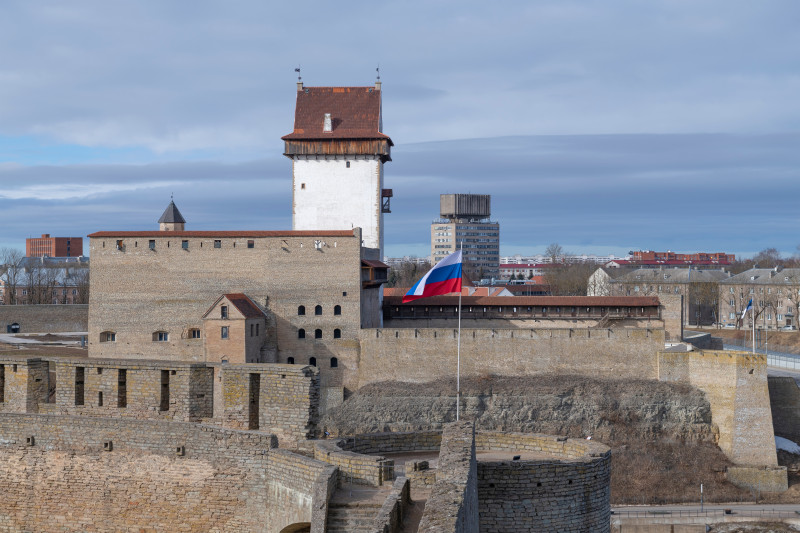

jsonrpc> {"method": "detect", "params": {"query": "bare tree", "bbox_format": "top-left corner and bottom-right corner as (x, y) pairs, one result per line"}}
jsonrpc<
(544, 243), (564, 264)
(0, 248), (25, 304)
(72, 267), (90, 304)
(387, 260), (432, 288)
(753, 247), (782, 267)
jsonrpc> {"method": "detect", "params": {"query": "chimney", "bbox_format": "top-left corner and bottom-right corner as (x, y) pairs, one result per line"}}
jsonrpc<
(375, 81), (381, 91)
(297, 81), (303, 91)
(323, 113), (332, 132)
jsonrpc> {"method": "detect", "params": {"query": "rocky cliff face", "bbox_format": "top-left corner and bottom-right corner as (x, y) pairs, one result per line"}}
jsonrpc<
(322, 375), (718, 445)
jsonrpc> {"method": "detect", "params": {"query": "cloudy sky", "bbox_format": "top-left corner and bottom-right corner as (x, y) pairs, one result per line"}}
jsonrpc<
(1, 1), (799, 259)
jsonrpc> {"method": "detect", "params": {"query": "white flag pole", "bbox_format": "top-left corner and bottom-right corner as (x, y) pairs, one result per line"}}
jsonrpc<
(456, 241), (463, 421)
(752, 304), (755, 354)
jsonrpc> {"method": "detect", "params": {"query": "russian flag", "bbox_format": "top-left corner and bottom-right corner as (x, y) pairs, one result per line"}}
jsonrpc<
(741, 298), (753, 319)
(403, 251), (463, 303)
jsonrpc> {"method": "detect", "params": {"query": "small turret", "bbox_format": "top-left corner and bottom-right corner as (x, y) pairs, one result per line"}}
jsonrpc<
(158, 200), (186, 231)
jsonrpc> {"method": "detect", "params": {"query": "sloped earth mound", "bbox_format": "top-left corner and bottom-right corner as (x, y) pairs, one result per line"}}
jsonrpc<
(322, 375), (753, 504)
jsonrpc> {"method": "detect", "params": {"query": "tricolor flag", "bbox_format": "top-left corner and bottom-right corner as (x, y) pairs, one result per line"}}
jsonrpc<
(403, 251), (463, 303)
(741, 298), (753, 320)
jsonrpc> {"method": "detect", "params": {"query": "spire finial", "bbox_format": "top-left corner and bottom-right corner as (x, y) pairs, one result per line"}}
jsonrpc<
(376, 65), (380, 81)
(295, 66), (302, 82)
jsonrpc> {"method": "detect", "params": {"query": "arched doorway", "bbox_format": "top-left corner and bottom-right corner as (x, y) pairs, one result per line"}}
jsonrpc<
(279, 523), (310, 533)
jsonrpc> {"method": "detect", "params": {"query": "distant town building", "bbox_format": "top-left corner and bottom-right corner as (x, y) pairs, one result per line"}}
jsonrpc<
(382, 256), (431, 267)
(499, 263), (558, 280)
(632, 250), (735, 263)
(26, 234), (83, 258)
(431, 194), (499, 281)
(503, 254), (628, 265)
(718, 266), (800, 329)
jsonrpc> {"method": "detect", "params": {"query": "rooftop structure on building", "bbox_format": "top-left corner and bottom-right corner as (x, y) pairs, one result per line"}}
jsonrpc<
(26, 234), (83, 258)
(283, 81), (392, 258)
(158, 200), (187, 231)
(432, 194), (499, 281)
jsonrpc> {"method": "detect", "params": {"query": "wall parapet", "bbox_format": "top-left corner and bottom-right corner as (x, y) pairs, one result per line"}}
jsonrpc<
(371, 477), (411, 533)
(312, 438), (393, 487)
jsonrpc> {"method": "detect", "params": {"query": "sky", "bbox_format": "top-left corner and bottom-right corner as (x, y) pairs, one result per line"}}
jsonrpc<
(1, 1), (799, 259)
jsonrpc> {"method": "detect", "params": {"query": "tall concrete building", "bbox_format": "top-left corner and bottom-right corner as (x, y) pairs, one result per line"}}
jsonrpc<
(431, 194), (499, 281)
(282, 81), (393, 259)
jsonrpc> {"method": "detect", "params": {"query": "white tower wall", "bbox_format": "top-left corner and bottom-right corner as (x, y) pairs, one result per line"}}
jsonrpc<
(292, 157), (383, 254)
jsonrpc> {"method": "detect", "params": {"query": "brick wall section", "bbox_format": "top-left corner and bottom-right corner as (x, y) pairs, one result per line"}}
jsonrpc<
(222, 363), (319, 447)
(418, 421), (480, 533)
(0, 304), (87, 333)
(0, 413), (337, 533)
(313, 438), (393, 487)
(769, 376), (800, 443)
(0, 358), (48, 414)
(475, 432), (611, 533)
(88, 231), (368, 394)
(658, 350), (778, 466)
(41, 358), (213, 422)
(658, 293), (684, 341)
(358, 328), (664, 387)
(727, 466), (789, 494)
(338, 430), (443, 454)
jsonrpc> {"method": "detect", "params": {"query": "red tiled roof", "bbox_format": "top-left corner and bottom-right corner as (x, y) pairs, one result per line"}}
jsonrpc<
(281, 86), (392, 143)
(223, 293), (265, 319)
(384, 295), (661, 307)
(88, 230), (356, 238)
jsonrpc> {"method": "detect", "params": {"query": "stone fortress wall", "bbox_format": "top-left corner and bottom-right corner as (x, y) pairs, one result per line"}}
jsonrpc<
(0, 304), (88, 334)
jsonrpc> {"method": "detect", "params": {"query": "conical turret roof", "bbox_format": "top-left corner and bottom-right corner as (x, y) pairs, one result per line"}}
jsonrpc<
(158, 200), (186, 224)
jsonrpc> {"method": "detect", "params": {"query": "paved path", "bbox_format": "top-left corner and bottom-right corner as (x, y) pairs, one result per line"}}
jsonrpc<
(613, 503), (800, 518)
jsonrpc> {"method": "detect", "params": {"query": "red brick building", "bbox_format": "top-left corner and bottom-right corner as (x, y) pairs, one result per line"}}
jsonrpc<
(26, 234), (83, 258)
(632, 250), (735, 263)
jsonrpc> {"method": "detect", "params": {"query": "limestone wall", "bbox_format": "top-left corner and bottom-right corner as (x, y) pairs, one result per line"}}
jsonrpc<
(0, 358), (48, 414)
(475, 432), (611, 533)
(418, 421), (480, 533)
(0, 413), (336, 532)
(658, 350), (778, 466)
(88, 231), (367, 392)
(222, 363), (319, 447)
(359, 327), (664, 386)
(768, 376), (800, 443)
(0, 304), (88, 333)
(312, 438), (393, 487)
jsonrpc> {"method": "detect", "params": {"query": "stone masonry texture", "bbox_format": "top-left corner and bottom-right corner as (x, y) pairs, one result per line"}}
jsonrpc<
(0, 304), (87, 333)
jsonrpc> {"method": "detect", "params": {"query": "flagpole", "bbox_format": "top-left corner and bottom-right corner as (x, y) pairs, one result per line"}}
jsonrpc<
(752, 305), (755, 355)
(456, 240), (463, 422)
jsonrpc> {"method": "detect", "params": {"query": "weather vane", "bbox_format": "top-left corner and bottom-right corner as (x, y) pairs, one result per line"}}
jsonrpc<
(376, 65), (380, 81)
(295, 66), (302, 82)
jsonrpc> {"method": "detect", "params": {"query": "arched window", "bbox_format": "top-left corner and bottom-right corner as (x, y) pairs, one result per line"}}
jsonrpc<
(314, 329), (322, 339)
(287, 357), (295, 364)
(298, 329), (306, 339)
(309, 357), (317, 367)
(330, 357), (338, 368)
(314, 305), (322, 315)
(333, 329), (341, 339)
(297, 305), (305, 316)
(334, 305), (341, 316)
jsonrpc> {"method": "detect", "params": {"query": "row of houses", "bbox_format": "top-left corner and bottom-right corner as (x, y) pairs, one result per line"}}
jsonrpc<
(589, 265), (800, 328)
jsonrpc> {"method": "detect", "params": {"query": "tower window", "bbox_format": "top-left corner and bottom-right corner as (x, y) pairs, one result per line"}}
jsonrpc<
(334, 305), (342, 315)
(334, 328), (341, 339)
(287, 357), (295, 364)
(315, 305), (322, 315)
(298, 305), (305, 316)
(315, 329), (322, 339)
(153, 331), (169, 342)
(346, 161), (350, 168)
(221, 327), (229, 339)
(247, 240), (254, 248)
(309, 357), (317, 367)
(149, 240), (156, 250)
(301, 183), (306, 190)
(181, 240), (189, 250)
(221, 305), (228, 319)
(214, 240), (221, 248)
(298, 328), (305, 339)
(331, 357), (338, 368)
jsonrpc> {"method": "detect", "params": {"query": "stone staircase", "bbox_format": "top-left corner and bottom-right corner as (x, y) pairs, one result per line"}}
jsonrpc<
(326, 501), (382, 533)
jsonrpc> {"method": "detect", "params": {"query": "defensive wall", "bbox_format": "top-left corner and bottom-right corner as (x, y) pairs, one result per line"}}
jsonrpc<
(0, 356), (319, 448)
(0, 304), (88, 333)
(417, 421), (611, 533)
(358, 327), (665, 386)
(658, 349), (787, 492)
(0, 414), (337, 533)
(87, 229), (377, 400)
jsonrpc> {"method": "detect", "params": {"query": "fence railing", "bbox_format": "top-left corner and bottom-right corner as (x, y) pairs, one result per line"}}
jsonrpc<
(612, 508), (800, 519)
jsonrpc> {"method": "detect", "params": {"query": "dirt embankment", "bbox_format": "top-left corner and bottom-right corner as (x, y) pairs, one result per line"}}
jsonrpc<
(322, 375), (755, 504)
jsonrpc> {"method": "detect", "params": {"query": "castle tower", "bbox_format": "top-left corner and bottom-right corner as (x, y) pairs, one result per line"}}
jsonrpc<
(158, 200), (186, 231)
(282, 81), (393, 258)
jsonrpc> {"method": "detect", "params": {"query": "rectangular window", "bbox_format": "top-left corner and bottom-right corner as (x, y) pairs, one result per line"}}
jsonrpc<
(250, 323), (254, 337)
(256, 323), (259, 336)
(214, 240), (221, 248)
(160, 370), (170, 411)
(221, 305), (228, 319)
(190, 329), (201, 339)
(221, 326), (229, 339)
(118, 369), (127, 408)
(0, 365), (4, 403)
(247, 240), (255, 249)
(75, 367), (85, 406)
(181, 240), (189, 250)
(149, 240), (156, 250)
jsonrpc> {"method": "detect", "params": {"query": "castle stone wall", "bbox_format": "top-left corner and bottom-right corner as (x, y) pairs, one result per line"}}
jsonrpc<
(475, 432), (611, 533)
(358, 327), (664, 386)
(0, 358), (48, 414)
(88, 231), (367, 393)
(0, 413), (340, 532)
(0, 304), (88, 333)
